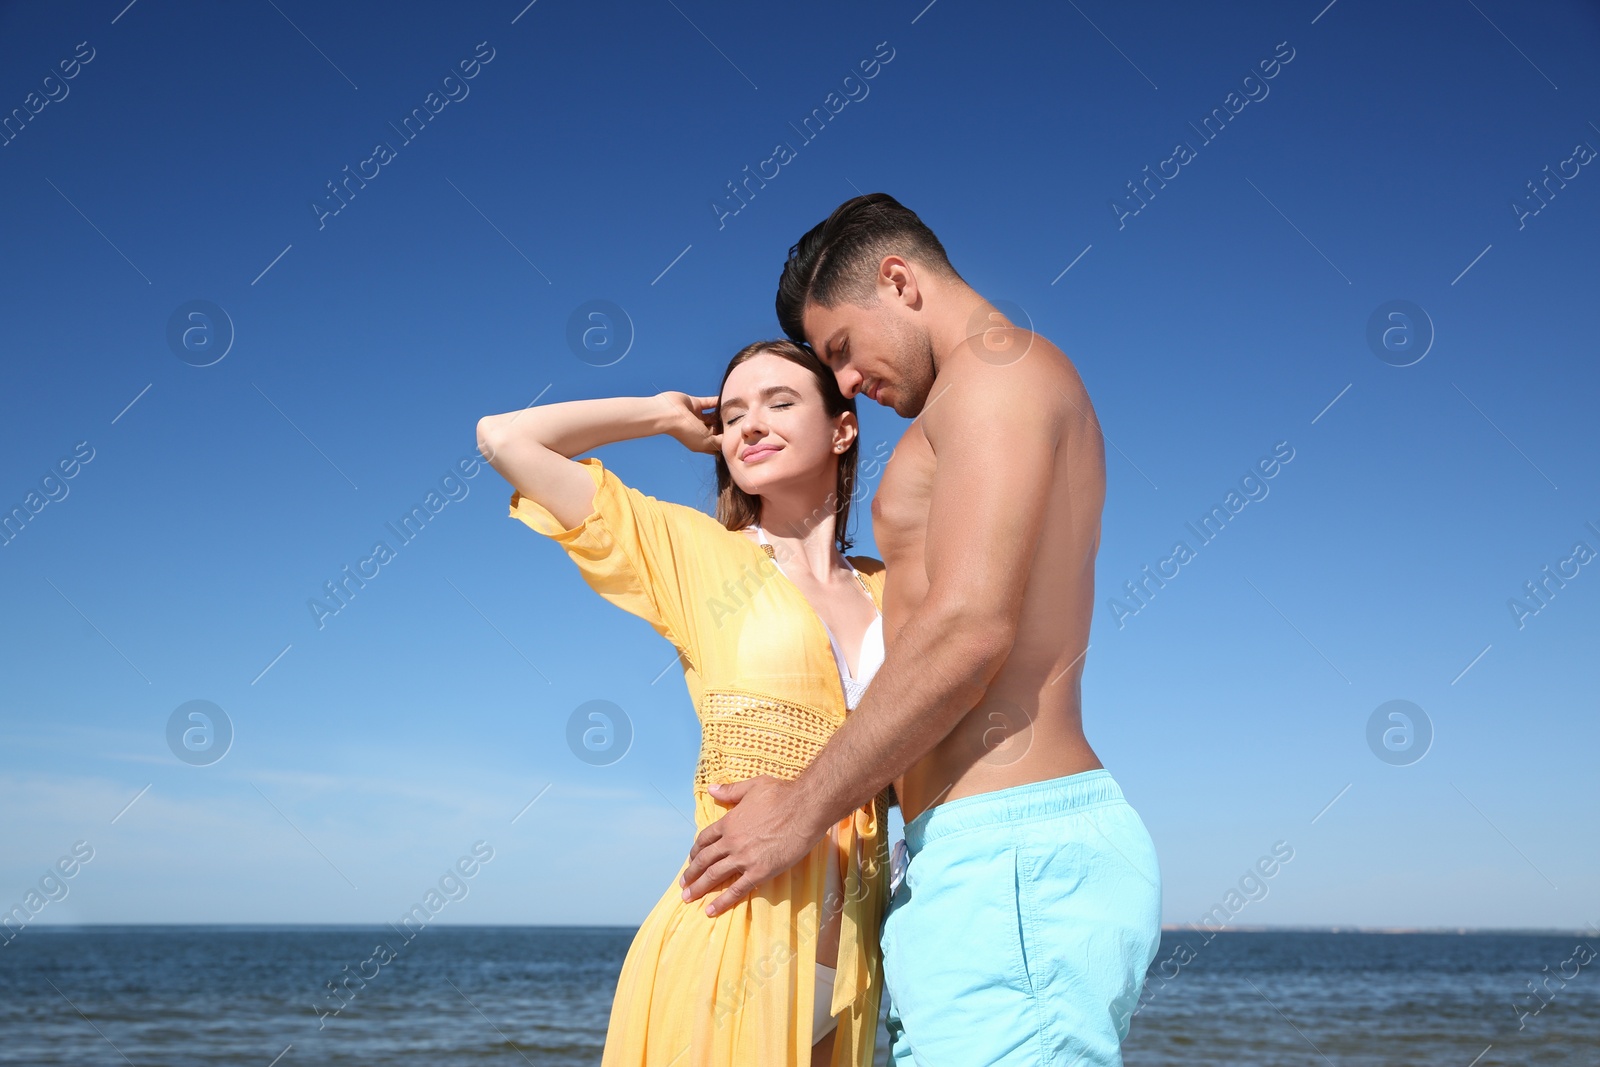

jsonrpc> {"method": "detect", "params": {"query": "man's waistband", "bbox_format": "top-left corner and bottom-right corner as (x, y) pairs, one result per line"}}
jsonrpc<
(903, 768), (1126, 855)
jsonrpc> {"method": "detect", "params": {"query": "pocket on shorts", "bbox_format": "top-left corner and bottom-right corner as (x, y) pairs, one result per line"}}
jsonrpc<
(1012, 845), (1043, 1003)
(1013, 804), (1162, 1042)
(881, 836), (1038, 1046)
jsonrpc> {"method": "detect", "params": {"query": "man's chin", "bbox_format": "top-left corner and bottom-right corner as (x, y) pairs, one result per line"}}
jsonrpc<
(889, 389), (925, 418)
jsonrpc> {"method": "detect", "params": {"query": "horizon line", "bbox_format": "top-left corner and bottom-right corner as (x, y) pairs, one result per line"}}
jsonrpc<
(8, 922), (1595, 937)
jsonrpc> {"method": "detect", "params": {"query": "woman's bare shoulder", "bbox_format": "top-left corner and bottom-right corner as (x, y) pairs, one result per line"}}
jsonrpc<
(846, 554), (886, 578)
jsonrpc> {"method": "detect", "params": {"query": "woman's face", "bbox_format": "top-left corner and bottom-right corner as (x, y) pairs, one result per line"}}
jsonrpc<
(718, 351), (855, 499)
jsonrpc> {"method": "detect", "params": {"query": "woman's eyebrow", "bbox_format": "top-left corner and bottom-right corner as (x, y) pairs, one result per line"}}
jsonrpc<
(722, 385), (801, 410)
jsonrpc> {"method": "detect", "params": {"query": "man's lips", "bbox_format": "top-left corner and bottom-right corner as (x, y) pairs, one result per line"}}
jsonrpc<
(741, 444), (781, 462)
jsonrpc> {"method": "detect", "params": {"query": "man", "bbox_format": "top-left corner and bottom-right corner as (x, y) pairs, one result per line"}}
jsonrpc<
(680, 193), (1161, 1066)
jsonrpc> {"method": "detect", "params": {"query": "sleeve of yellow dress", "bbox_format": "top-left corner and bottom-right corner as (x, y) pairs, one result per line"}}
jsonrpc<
(506, 456), (700, 661)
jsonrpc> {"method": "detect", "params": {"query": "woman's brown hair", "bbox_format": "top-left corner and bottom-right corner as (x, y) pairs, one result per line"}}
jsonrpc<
(712, 339), (859, 554)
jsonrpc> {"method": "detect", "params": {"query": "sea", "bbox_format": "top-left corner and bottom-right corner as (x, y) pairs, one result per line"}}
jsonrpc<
(1, 928), (1594, 1065)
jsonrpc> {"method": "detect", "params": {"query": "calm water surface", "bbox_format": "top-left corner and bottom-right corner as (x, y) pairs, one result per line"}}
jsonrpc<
(2, 928), (1594, 1065)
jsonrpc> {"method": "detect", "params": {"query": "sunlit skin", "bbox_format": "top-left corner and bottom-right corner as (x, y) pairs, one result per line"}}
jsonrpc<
(682, 253), (1110, 918)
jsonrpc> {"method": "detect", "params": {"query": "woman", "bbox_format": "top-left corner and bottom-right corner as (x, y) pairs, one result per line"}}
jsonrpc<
(476, 340), (892, 1067)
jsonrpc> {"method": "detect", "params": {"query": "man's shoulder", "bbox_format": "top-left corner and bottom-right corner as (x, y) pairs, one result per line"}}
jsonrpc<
(925, 328), (1087, 443)
(944, 326), (1081, 389)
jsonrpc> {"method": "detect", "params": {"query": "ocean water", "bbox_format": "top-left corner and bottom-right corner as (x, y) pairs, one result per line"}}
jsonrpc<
(1, 928), (1594, 1065)
(1122, 930), (1598, 1067)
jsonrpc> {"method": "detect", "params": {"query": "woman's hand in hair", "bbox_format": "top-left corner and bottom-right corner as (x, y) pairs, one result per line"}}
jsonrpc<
(657, 392), (722, 455)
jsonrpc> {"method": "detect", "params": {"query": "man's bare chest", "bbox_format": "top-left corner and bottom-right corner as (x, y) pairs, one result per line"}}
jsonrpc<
(871, 423), (934, 566)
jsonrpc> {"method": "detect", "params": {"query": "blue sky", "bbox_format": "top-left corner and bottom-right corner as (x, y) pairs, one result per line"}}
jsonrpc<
(2, 0), (1597, 933)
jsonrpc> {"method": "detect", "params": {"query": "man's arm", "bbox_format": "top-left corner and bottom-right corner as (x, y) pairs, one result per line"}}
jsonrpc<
(681, 343), (1064, 914)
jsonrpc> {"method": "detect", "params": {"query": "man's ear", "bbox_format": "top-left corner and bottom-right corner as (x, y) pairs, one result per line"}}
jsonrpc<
(878, 254), (921, 310)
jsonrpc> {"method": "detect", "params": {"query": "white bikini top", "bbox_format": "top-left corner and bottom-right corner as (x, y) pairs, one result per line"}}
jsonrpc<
(753, 524), (885, 710)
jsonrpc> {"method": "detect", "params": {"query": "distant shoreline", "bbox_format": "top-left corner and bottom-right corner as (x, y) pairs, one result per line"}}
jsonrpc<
(1159, 924), (1597, 936)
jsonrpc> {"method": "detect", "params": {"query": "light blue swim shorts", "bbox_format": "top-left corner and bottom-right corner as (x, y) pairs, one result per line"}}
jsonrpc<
(882, 769), (1161, 1067)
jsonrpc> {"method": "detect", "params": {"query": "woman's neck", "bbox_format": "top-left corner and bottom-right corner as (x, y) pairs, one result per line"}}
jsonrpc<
(753, 497), (843, 578)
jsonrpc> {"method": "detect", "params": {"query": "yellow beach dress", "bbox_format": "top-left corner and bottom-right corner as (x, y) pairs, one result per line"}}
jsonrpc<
(507, 456), (892, 1067)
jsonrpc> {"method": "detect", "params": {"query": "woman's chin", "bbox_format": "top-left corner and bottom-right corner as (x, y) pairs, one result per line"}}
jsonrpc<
(729, 470), (769, 499)
(732, 463), (825, 503)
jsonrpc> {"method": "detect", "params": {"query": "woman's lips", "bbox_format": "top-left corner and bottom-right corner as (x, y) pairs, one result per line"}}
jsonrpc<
(741, 444), (781, 462)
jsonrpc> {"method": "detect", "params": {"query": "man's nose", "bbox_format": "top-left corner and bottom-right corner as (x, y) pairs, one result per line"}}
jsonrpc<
(837, 368), (863, 398)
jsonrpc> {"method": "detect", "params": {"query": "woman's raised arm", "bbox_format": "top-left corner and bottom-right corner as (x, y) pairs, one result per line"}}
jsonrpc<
(476, 393), (718, 530)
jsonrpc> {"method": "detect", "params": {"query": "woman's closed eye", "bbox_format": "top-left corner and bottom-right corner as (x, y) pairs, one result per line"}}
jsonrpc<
(726, 402), (792, 426)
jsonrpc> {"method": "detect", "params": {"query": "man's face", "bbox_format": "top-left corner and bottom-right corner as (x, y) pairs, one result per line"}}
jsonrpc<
(802, 294), (932, 417)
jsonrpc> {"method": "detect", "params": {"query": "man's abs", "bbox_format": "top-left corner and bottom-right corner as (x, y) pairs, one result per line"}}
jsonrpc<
(875, 408), (1107, 825)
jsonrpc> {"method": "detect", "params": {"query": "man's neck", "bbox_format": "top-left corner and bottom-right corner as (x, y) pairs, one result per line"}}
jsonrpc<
(921, 279), (998, 375)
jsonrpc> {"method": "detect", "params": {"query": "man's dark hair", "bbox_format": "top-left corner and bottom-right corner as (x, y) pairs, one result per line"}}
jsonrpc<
(775, 193), (959, 344)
